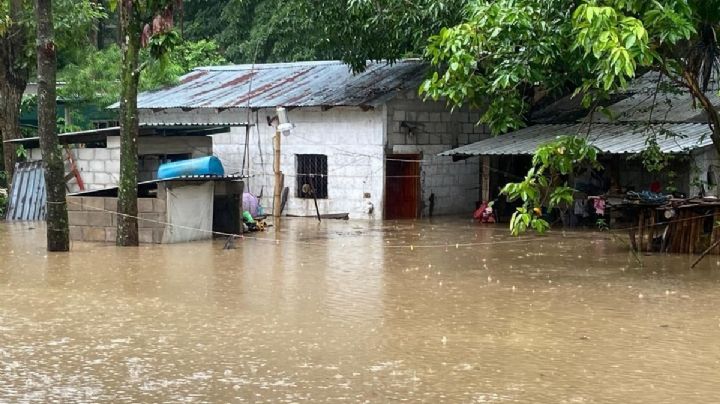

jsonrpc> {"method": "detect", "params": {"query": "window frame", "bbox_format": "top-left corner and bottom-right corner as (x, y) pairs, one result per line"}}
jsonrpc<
(296, 154), (328, 199)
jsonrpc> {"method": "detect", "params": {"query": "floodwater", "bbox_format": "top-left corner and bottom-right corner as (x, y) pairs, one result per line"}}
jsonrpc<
(1, 219), (719, 403)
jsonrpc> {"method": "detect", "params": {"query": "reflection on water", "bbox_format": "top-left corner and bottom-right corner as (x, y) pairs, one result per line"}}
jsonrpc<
(1, 219), (720, 402)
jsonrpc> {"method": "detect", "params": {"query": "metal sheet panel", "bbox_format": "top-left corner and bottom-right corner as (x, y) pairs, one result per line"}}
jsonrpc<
(5, 123), (249, 148)
(110, 60), (427, 110)
(594, 91), (720, 123)
(439, 123), (714, 157)
(6, 161), (47, 221)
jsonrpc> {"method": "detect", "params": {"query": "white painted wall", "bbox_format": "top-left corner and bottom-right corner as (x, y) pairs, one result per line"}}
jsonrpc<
(140, 95), (487, 220)
(385, 91), (487, 216)
(142, 107), (386, 219)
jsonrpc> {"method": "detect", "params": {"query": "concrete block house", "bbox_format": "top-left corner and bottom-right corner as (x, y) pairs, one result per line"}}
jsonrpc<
(133, 60), (488, 220)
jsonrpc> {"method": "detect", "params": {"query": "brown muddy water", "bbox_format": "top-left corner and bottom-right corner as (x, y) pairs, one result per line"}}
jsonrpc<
(1, 219), (719, 403)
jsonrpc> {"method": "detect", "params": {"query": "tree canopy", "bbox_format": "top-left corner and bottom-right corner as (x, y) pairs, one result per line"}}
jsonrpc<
(421, 0), (720, 139)
(59, 39), (226, 109)
(183, 0), (466, 70)
(0, 0), (104, 179)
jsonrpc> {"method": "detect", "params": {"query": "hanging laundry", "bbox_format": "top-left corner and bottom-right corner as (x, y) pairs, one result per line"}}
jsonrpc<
(573, 199), (588, 217)
(593, 198), (606, 216)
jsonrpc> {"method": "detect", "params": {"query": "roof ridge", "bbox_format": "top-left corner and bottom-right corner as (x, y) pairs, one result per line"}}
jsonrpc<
(193, 58), (425, 72)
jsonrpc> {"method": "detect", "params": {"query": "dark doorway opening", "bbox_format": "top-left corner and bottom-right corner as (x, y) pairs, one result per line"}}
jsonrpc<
(385, 154), (420, 220)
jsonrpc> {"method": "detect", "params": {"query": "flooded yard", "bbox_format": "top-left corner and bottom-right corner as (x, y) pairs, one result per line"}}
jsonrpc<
(1, 218), (719, 403)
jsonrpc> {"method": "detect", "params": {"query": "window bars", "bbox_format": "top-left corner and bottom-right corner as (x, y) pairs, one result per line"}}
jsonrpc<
(296, 154), (328, 199)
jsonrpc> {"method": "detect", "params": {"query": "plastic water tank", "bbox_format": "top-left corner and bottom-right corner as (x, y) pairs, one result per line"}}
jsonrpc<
(157, 156), (225, 179)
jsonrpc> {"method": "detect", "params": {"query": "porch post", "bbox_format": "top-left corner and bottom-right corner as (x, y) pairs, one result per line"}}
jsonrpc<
(481, 156), (490, 202)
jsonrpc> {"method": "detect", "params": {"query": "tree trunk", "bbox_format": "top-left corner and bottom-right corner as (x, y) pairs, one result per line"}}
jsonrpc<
(683, 71), (720, 158)
(0, 0), (29, 185)
(0, 82), (24, 182)
(116, 3), (141, 246)
(37, 0), (69, 251)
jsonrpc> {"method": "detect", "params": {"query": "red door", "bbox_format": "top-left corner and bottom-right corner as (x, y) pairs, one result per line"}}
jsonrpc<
(384, 154), (420, 220)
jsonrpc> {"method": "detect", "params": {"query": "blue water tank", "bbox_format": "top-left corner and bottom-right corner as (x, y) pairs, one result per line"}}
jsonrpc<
(157, 156), (225, 179)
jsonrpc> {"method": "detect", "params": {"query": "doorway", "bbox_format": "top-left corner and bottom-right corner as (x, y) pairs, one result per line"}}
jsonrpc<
(384, 154), (420, 220)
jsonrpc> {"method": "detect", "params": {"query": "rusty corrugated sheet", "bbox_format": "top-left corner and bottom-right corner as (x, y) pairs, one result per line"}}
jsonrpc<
(120, 60), (427, 110)
(6, 161), (47, 221)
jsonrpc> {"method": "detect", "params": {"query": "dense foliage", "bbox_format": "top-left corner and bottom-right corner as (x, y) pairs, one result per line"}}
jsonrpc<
(0, 0), (104, 178)
(59, 39), (226, 108)
(183, 0), (465, 70)
(421, 1), (719, 140)
(502, 136), (601, 236)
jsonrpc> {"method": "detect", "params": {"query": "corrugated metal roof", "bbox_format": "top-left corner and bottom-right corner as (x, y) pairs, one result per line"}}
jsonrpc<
(6, 161), (47, 221)
(593, 90), (720, 123)
(590, 70), (720, 123)
(529, 71), (720, 124)
(114, 60), (427, 110)
(439, 123), (713, 157)
(5, 123), (246, 148)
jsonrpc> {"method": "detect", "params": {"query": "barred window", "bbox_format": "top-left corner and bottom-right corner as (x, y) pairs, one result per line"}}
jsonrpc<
(296, 154), (328, 199)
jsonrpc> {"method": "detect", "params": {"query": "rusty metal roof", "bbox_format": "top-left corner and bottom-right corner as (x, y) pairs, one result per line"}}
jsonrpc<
(119, 60), (427, 110)
(439, 123), (714, 157)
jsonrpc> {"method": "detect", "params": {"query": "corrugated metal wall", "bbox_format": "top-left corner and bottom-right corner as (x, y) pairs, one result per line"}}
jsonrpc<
(6, 161), (46, 221)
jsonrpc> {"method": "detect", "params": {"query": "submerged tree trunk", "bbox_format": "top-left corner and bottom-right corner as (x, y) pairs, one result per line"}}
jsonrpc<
(0, 0), (29, 184)
(116, 3), (141, 246)
(37, 0), (69, 251)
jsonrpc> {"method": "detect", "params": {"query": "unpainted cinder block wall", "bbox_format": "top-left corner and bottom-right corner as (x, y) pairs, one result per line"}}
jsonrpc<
(385, 91), (488, 216)
(67, 196), (167, 243)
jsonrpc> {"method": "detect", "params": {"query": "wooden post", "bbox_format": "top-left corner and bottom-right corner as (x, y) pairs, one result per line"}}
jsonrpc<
(481, 156), (490, 202)
(235, 180), (244, 235)
(272, 129), (282, 222)
(714, 209), (720, 255)
(648, 209), (655, 252)
(638, 208), (645, 252)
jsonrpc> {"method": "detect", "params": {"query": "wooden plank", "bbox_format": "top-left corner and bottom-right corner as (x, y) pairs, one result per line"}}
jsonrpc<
(714, 210), (720, 255)
(689, 217), (697, 255)
(286, 213), (349, 220)
(638, 211), (645, 252)
(648, 210), (655, 252)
